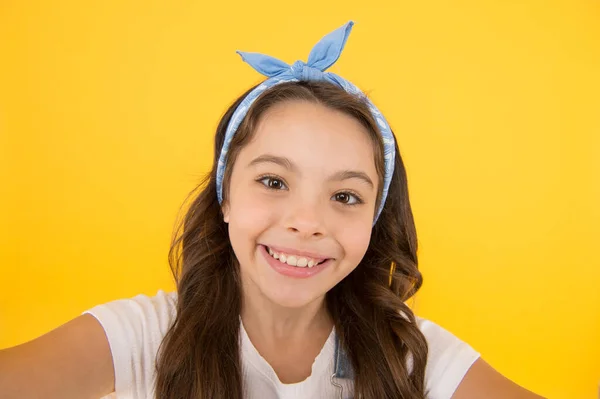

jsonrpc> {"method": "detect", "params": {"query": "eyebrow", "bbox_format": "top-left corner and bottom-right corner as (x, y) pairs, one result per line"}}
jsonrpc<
(330, 170), (374, 189)
(248, 153), (374, 189)
(248, 154), (297, 172)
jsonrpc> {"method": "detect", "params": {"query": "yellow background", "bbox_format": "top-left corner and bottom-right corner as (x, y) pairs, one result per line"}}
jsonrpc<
(1, 1), (598, 398)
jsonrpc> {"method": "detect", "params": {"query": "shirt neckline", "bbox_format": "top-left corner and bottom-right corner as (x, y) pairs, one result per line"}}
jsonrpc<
(239, 319), (337, 389)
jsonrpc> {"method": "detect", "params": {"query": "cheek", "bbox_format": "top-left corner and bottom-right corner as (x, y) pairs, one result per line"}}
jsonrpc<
(227, 193), (274, 272)
(228, 188), (277, 241)
(336, 218), (373, 266)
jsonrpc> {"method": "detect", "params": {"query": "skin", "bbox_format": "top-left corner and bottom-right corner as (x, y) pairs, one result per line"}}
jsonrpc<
(0, 99), (545, 399)
(222, 99), (379, 383)
(221, 99), (547, 398)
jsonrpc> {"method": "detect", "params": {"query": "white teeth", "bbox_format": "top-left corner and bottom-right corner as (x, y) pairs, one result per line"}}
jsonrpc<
(286, 256), (297, 266)
(266, 247), (323, 268)
(296, 258), (308, 267)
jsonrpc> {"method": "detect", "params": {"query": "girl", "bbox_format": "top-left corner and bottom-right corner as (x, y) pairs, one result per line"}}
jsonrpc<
(0, 21), (545, 399)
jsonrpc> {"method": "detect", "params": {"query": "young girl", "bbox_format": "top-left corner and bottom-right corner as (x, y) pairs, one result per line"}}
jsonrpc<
(0, 21), (545, 399)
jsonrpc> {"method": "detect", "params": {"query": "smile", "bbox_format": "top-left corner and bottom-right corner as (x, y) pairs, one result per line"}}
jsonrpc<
(264, 246), (327, 268)
(258, 245), (333, 278)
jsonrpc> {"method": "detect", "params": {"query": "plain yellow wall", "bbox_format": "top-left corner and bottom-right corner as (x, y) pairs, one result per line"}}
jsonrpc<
(1, 1), (599, 398)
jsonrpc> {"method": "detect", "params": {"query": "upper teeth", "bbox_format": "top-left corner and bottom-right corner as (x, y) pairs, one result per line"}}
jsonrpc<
(267, 247), (320, 268)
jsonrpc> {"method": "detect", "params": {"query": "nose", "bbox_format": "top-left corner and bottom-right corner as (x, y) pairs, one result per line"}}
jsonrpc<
(283, 197), (326, 239)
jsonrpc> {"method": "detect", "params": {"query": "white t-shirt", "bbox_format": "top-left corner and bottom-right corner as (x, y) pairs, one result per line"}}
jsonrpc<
(83, 290), (480, 399)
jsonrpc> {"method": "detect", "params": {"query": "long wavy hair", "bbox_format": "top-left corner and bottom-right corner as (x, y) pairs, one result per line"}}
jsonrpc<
(154, 81), (429, 399)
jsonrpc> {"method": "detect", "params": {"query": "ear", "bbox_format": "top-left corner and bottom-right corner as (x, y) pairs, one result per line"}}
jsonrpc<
(221, 201), (230, 223)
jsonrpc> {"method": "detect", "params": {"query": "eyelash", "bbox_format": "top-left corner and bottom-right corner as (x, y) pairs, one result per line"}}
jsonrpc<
(256, 174), (289, 191)
(333, 190), (364, 206)
(255, 174), (364, 207)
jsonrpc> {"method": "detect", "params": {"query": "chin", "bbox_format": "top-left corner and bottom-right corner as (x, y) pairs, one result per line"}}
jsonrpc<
(260, 284), (324, 309)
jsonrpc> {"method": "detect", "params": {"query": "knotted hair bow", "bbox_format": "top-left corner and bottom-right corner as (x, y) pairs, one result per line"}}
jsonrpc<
(216, 21), (396, 225)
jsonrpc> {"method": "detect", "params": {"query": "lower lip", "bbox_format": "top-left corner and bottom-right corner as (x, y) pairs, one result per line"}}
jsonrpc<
(259, 245), (332, 278)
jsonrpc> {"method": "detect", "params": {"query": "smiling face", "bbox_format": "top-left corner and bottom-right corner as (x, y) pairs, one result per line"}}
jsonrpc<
(222, 99), (380, 308)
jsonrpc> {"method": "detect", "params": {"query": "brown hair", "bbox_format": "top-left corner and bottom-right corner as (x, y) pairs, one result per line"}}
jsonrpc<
(155, 81), (429, 398)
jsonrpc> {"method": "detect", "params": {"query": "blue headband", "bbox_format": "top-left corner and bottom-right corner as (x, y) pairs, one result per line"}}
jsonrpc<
(216, 21), (396, 225)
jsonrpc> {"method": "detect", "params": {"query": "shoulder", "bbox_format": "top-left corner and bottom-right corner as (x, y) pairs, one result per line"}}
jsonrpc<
(85, 288), (177, 315)
(415, 316), (545, 399)
(82, 290), (177, 398)
(413, 315), (481, 399)
(83, 289), (177, 346)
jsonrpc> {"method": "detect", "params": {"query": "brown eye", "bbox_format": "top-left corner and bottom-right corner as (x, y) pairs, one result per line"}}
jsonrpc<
(268, 179), (283, 189)
(258, 176), (288, 190)
(335, 193), (349, 203)
(332, 192), (361, 205)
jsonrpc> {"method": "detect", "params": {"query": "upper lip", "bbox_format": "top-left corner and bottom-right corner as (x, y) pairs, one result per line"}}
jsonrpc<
(262, 244), (332, 261)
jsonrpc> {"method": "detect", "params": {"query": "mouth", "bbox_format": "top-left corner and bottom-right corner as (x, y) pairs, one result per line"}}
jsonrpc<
(258, 244), (333, 278)
(262, 245), (329, 268)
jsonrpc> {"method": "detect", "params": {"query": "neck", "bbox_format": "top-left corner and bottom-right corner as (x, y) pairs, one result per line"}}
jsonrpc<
(240, 280), (333, 342)
(239, 274), (335, 383)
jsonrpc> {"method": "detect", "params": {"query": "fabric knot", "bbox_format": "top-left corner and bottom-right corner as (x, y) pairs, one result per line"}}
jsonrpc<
(291, 60), (327, 81)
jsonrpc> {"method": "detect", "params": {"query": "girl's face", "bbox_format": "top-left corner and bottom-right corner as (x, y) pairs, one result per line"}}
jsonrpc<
(223, 100), (379, 308)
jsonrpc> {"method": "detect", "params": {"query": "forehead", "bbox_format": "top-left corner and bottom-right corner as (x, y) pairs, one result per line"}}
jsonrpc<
(242, 100), (377, 173)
